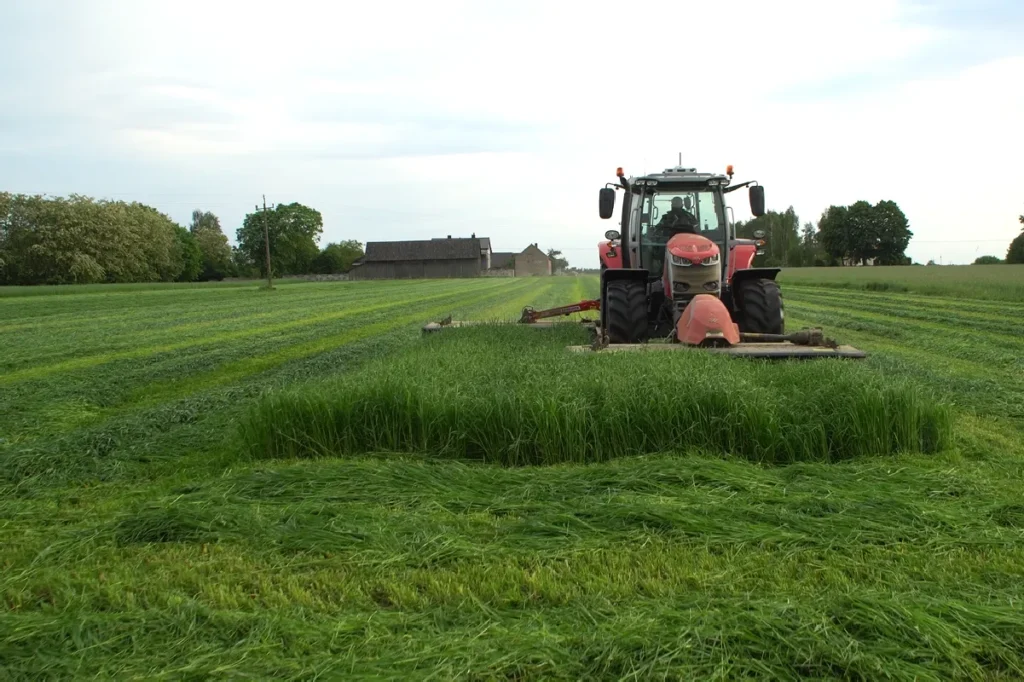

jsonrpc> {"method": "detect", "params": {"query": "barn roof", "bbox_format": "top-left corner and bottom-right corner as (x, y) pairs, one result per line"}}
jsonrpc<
(364, 238), (482, 262)
(431, 235), (491, 252)
(520, 243), (549, 259)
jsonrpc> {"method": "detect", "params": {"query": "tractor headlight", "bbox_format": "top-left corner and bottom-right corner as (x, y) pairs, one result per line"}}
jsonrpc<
(701, 254), (720, 266)
(670, 254), (692, 267)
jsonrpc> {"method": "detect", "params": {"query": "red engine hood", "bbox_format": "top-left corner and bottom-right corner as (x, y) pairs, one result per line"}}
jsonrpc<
(667, 233), (719, 265)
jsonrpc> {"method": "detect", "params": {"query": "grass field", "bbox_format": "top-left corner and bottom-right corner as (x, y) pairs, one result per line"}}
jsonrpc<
(779, 263), (1024, 302)
(3, 272), (1024, 679)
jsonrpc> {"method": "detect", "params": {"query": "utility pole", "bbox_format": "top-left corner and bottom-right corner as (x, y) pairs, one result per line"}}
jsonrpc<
(258, 195), (273, 288)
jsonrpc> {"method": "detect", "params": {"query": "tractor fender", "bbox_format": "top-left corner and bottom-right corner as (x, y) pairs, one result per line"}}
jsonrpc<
(727, 243), (758, 279)
(730, 267), (781, 287)
(601, 267), (649, 286)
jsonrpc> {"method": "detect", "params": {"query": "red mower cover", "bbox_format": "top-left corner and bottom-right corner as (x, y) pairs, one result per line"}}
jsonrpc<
(676, 294), (740, 346)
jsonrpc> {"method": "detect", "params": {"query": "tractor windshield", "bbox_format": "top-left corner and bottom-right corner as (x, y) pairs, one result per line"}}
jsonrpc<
(639, 189), (725, 277)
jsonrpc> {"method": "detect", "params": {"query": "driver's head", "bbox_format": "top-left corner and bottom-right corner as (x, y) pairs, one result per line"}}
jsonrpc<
(671, 196), (684, 210)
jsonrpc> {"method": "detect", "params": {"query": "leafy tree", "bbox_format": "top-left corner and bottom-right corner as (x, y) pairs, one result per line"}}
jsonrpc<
(735, 207), (801, 267)
(798, 221), (827, 267)
(0, 193), (186, 285)
(870, 200), (913, 265)
(236, 202), (323, 276)
(190, 209), (233, 280)
(818, 200), (912, 265)
(232, 246), (258, 279)
(189, 209), (221, 235)
(312, 240), (364, 274)
(546, 248), (569, 273)
(1005, 211), (1024, 264)
(973, 255), (1002, 265)
(1008, 234), (1024, 264)
(174, 226), (202, 281)
(818, 205), (851, 265)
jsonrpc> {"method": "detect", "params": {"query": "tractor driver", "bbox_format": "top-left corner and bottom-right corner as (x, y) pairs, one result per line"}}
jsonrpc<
(655, 196), (699, 236)
(646, 196), (699, 275)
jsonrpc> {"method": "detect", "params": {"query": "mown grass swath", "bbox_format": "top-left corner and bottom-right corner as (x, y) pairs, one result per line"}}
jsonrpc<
(240, 325), (952, 465)
(6, 276), (1024, 679)
(779, 263), (1024, 302)
(7, 454), (1024, 679)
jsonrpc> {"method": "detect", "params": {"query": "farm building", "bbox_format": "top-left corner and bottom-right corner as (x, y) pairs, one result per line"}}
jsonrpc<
(350, 237), (553, 280)
(490, 252), (515, 270)
(349, 237), (485, 280)
(515, 243), (552, 276)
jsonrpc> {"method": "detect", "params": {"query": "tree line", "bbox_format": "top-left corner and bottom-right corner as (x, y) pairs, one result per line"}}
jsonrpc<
(0, 192), (364, 286)
(736, 200), (914, 268)
(994, 211), (1024, 264)
(737, 200), (1024, 267)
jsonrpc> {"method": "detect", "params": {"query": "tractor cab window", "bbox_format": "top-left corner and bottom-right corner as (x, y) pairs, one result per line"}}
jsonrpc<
(639, 190), (724, 277)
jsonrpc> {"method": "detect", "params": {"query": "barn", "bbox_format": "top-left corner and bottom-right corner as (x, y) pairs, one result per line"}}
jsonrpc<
(349, 237), (484, 280)
(514, 243), (552, 276)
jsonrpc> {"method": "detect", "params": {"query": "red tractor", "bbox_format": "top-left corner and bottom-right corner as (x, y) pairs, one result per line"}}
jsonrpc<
(425, 161), (863, 358)
(596, 164), (778, 341)
(586, 163), (862, 357)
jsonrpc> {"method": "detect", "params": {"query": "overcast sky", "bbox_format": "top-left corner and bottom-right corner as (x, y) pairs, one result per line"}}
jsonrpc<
(2, 0), (1022, 266)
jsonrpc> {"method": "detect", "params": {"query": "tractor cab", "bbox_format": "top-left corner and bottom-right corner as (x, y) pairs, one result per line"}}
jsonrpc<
(624, 168), (732, 281)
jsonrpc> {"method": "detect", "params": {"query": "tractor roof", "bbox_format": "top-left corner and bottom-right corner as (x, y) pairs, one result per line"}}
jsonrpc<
(629, 166), (730, 189)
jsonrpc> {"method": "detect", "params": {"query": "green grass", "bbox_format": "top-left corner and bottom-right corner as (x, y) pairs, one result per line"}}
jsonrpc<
(5, 454), (1024, 678)
(779, 264), (1024, 301)
(241, 325), (952, 466)
(3, 274), (1024, 678)
(0, 276), (314, 297)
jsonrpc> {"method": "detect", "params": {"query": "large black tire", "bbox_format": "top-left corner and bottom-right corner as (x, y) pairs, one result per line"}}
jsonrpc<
(605, 279), (648, 343)
(736, 278), (784, 334)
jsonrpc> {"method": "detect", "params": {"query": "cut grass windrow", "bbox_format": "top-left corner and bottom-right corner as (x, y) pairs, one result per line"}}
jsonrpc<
(240, 325), (953, 466)
(5, 454), (1024, 679)
(0, 279), (521, 384)
(0, 278), (556, 486)
(779, 264), (1024, 302)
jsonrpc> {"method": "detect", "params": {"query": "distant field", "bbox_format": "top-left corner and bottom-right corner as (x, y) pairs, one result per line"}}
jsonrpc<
(3, 275), (1024, 678)
(0, 276), (311, 297)
(778, 263), (1024, 301)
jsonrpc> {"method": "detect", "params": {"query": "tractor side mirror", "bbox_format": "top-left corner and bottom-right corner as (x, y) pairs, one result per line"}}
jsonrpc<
(604, 229), (620, 241)
(749, 185), (765, 217)
(599, 187), (616, 219)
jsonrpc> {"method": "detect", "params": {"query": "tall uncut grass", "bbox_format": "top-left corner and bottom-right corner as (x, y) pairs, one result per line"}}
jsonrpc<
(240, 325), (952, 465)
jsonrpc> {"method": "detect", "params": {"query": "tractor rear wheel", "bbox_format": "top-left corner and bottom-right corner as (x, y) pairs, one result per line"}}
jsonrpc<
(605, 279), (648, 343)
(737, 278), (784, 334)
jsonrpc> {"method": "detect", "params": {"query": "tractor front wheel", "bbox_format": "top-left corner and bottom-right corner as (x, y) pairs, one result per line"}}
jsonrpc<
(737, 278), (784, 334)
(605, 279), (648, 343)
